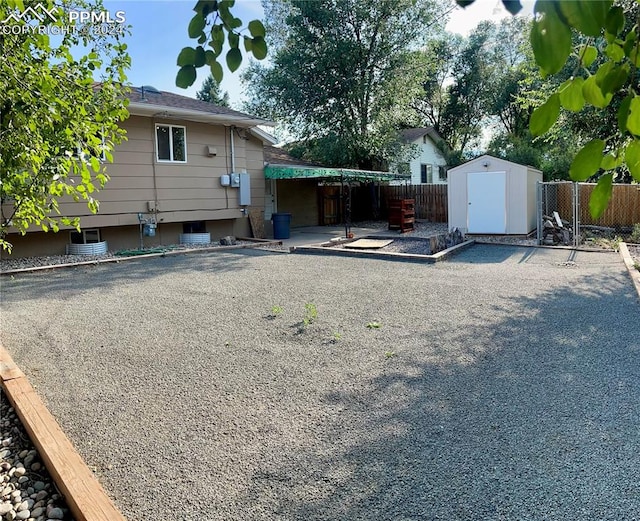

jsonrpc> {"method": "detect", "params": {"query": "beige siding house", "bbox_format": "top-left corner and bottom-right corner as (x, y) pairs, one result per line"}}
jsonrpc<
(4, 88), (276, 257)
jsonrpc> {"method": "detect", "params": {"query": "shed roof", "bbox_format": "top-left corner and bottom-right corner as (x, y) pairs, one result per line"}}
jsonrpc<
(448, 155), (542, 174)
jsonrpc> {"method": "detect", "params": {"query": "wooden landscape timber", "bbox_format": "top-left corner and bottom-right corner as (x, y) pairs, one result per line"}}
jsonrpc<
(0, 345), (127, 521)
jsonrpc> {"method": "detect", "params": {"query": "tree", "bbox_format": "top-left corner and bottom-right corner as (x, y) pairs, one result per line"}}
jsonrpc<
(196, 74), (230, 106)
(438, 23), (494, 155)
(412, 35), (465, 150)
(0, 0), (130, 252)
(242, 0), (447, 169)
(460, 0), (640, 218)
(413, 18), (534, 162)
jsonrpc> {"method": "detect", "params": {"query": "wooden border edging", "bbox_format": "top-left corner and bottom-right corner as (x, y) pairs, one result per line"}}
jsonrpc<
(0, 240), (283, 276)
(619, 242), (640, 300)
(0, 345), (127, 521)
(291, 240), (475, 264)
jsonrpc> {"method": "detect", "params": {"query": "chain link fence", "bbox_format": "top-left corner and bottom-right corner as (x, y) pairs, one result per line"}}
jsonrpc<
(538, 182), (640, 247)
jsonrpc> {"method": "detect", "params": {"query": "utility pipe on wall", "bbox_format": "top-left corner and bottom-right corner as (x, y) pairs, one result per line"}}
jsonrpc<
(230, 126), (235, 173)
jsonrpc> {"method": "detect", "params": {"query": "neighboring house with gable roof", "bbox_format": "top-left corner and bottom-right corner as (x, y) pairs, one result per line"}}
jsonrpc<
(4, 86), (277, 258)
(400, 127), (448, 185)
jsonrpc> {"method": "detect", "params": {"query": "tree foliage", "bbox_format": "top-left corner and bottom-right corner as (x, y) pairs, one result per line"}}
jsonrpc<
(176, 0), (268, 88)
(196, 74), (230, 106)
(0, 0), (130, 252)
(243, 0), (447, 169)
(460, 0), (640, 218)
(412, 17), (536, 163)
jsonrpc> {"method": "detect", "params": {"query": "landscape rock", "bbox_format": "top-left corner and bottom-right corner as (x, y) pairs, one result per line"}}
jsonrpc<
(46, 506), (64, 519)
(220, 235), (237, 246)
(0, 390), (72, 520)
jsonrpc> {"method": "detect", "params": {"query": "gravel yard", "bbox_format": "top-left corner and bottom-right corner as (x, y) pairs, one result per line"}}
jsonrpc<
(0, 240), (281, 274)
(1, 245), (639, 520)
(628, 243), (640, 268)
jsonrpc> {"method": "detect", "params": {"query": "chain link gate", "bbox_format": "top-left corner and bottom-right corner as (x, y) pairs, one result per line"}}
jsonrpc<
(537, 181), (579, 247)
(538, 181), (640, 247)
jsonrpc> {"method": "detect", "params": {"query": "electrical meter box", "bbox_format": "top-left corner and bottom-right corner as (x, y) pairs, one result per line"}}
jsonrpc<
(220, 174), (230, 187)
(230, 173), (241, 187)
(239, 173), (251, 206)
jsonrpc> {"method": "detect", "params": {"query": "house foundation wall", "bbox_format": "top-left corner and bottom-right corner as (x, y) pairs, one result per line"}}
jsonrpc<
(2, 218), (252, 259)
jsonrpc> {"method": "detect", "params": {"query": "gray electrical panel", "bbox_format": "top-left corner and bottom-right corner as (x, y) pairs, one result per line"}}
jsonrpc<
(239, 173), (251, 206)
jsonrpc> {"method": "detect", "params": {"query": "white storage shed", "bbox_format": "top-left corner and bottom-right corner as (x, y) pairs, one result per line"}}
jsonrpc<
(448, 155), (543, 235)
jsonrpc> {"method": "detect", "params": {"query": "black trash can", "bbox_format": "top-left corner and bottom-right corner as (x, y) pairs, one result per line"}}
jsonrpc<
(272, 213), (292, 239)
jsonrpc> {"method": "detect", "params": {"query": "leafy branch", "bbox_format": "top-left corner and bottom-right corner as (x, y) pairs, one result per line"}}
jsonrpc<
(460, 0), (640, 218)
(176, 0), (267, 88)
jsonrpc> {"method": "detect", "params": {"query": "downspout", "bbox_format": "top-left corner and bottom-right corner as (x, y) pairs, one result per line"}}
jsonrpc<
(149, 119), (159, 240)
(230, 126), (235, 173)
(150, 120), (159, 206)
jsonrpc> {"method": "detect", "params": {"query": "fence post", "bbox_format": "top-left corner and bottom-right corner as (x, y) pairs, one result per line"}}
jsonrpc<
(573, 182), (580, 247)
(537, 181), (543, 245)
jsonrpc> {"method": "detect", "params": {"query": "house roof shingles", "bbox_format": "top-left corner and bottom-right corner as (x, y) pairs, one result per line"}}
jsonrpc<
(400, 127), (442, 144)
(123, 86), (273, 128)
(263, 146), (321, 167)
(127, 87), (262, 121)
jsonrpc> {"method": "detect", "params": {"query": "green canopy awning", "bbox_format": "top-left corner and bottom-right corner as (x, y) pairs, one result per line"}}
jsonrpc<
(264, 164), (408, 182)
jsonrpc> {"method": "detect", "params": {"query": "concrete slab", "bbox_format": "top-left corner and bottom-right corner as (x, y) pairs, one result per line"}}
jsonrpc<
(343, 239), (393, 250)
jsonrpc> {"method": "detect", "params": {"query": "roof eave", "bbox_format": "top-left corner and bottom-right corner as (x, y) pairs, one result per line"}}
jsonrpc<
(249, 127), (278, 146)
(127, 102), (275, 127)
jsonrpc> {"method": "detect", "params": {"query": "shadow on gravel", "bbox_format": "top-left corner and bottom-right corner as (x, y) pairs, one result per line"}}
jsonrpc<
(242, 272), (640, 520)
(0, 249), (277, 305)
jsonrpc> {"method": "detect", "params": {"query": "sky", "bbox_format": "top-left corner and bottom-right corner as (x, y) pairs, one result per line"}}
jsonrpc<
(101, 0), (535, 110)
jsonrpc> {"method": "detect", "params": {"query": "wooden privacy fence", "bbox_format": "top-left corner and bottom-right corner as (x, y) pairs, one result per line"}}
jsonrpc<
(555, 182), (640, 227)
(381, 185), (448, 222)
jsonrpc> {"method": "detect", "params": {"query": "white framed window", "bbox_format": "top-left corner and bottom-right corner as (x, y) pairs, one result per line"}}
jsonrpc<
(420, 164), (433, 183)
(70, 229), (101, 244)
(156, 124), (186, 162)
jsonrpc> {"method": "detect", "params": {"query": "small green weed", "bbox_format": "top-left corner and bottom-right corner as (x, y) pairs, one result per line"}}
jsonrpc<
(630, 223), (640, 244)
(634, 262), (640, 272)
(384, 350), (396, 359)
(612, 236), (623, 251)
(271, 305), (283, 317)
(366, 321), (382, 329)
(330, 331), (342, 343)
(303, 303), (318, 326)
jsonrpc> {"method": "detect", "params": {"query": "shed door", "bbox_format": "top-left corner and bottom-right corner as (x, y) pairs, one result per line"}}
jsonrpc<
(467, 172), (506, 234)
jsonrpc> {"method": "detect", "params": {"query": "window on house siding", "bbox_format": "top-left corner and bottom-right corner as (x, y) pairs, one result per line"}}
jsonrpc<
(183, 221), (206, 233)
(439, 165), (447, 181)
(156, 124), (186, 162)
(70, 229), (101, 244)
(420, 164), (433, 183)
